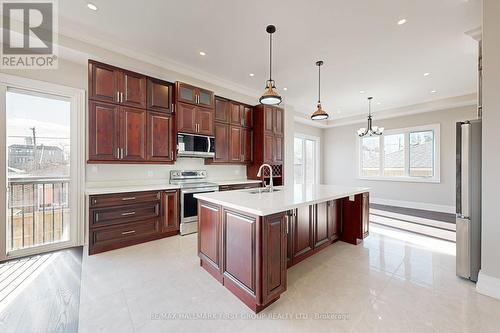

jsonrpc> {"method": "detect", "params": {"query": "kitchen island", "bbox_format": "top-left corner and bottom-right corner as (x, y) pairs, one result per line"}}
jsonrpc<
(194, 184), (370, 312)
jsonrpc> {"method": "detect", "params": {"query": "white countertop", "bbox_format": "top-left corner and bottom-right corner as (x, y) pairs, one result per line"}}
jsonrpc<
(214, 179), (263, 186)
(85, 184), (180, 195)
(194, 184), (370, 216)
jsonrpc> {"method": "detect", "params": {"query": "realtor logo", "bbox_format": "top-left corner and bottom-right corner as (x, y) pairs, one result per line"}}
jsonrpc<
(1, 0), (58, 69)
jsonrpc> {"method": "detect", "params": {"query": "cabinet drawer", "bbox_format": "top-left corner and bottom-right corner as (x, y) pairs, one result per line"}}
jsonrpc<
(91, 202), (160, 227)
(90, 219), (161, 254)
(89, 191), (160, 208)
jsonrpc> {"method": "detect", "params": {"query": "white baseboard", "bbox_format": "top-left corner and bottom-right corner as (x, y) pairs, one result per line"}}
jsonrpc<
(477, 270), (500, 300)
(371, 197), (455, 214)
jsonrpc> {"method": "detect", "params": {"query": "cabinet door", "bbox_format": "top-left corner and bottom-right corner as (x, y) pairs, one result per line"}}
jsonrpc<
(242, 105), (252, 128)
(314, 202), (330, 247)
(89, 62), (120, 103)
(293, 206), (314, 259)
(176, 82), (198, 105)
(229, 102), (242, 126)
(214, 123), (229, 162)
(242, 128), (252, 163)
(264, 134), (274, 164)
(120, 107), (146, 161)
(362, 192), (369, 238)
(274, 136), (283, 163)
(197, 88), (214, 108)
(229, 126), (243, 162)
(176, 102), (197, 134)
(196, 108), (214, 136)
(198, 202), (221, 272)
(328, 200), (341, 240)
(162, 190), (179, 233)
(215, 98), (229, 123)
(264, 106), (274, 133)
(274, 108), (284, 135)
(147, 111), (174, 162)
(120, 71), (147, 108)
(88, 101), (120, 161)
(147, 78), (172, 113)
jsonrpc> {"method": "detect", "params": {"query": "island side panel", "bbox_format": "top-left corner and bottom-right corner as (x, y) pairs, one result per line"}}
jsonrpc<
(341, 192), (370, 245)
(198, 201), (223, 282)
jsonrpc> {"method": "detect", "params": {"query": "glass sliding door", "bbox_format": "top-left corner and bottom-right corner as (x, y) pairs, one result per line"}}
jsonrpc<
(294, 135), (319, 184)
(0, 75), (84, 260)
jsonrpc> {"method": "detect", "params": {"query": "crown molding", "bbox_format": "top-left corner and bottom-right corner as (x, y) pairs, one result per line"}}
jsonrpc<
(294, 94), (477, 129)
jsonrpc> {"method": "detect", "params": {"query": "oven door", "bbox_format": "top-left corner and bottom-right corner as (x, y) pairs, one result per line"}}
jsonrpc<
(180, 187), (218, 224)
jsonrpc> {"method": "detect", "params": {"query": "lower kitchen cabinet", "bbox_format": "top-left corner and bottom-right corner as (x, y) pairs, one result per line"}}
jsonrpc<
(218, 182), (262, 192)
(341, 193), (369, 245)
(88, 189), (179, 255)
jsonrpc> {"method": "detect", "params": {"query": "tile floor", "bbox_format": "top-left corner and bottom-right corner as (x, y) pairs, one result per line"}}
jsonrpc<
(78, 225), (500, 333)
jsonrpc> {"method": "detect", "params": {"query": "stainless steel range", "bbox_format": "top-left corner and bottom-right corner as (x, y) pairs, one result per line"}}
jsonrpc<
(170, 170), (218, 235)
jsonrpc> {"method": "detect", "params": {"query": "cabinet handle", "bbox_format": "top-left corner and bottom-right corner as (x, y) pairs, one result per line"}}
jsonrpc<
(121, 230), (136, 235)
(121, 197), (136, 201)
(171, 103), (174, 113)
(117, 148), (120, 159)
(285, 215), (289, 234)
(171, 150), (173, 159)
(116, 91), (120, 102)
(120, 92), (124, 103)
(121, 211), (136, 216)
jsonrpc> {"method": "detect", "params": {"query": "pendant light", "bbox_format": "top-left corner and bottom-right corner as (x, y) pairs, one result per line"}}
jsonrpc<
(259, 25), (282, 105)
(311, 60), (329, 120)
(357, 97), (384, 137)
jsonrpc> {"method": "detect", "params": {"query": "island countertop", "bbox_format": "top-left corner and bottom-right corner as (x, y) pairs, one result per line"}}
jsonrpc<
(194, 184), (369, 216)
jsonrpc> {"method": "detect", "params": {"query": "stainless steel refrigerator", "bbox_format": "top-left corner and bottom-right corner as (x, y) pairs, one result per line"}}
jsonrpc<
(456, 119), (481, 282)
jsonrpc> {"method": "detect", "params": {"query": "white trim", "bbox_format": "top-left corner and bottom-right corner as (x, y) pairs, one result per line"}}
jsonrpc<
(477, 270), (500, 300)
(357, 123), (441, 183)
(0, 73), (86, 261)
(371, 197), (455, 214)
(294, 133), (321, 185)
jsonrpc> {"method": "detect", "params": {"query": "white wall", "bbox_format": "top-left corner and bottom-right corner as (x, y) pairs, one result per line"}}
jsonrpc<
(477, 0), (500, 299)
(323, 106), (476, 212)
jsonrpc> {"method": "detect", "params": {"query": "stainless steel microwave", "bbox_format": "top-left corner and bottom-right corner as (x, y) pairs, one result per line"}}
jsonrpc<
(177, 133), (215, 158)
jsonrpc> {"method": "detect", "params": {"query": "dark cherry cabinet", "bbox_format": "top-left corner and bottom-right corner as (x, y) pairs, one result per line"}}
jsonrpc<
(292, 206), (314, 261)
(89, 60), (146, 108)
(214, 123), (229, 162)
(176, 102), (214, 136)
(147, 112), (174, 162)
(247, 105), (284, 186)
(218, 182), (262, 192)
(215, 97), (229, 122)
(120, 107), (147, 161)
(341, 193), (370, 245)
(208, 96), (253, 165)
(88, 189), (179, 255)
(88, 60), (176, 164)
(314, 202), (330, 248)
(89, 102), (146, 162)
(89, 101), (120, 161)
(162, 190), (179, 233)
(196, 107), (214, 135)
(147, 78), (173, 113)
(229, 126), (243, 162)
(176, 82), (214, 109)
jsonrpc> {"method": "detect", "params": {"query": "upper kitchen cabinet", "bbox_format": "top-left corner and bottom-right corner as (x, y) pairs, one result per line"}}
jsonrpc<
(89, 60), (146, 108)
(176, 102), (214, 136)
(215, 97), (229, 123)
(147, 111), (175, 163)
(264, 106), (283, 135)
(230, 102), (253, 128)
(147, 78), (174, 113)
(176, 82), (214, 109)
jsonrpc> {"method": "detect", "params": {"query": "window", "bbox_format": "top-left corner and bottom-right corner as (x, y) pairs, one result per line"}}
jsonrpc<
(358, 124), (440, 182)
(294, 134), (320, 184)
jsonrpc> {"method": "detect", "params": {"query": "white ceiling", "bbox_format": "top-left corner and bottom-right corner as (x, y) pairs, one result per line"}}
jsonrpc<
(59, 0), (481, 119)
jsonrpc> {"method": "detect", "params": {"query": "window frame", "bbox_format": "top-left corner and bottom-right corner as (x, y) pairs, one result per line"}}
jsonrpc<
(357, 124), (440, 183)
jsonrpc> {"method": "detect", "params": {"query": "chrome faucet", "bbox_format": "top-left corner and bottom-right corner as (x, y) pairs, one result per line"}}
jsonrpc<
(257, 164), (274, 192)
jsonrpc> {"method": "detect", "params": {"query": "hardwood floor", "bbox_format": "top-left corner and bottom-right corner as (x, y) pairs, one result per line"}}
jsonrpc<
(0, 247), (83, 333)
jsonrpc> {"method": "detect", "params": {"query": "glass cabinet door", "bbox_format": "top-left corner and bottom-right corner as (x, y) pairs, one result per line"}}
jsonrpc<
(197, 88), (213, 108)
(177, 83), (197, 104)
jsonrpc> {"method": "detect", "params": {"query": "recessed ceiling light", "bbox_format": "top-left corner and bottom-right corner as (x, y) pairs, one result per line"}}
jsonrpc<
(87, 2), (98, 10)
(199, 51), (206, 56)
(376, 102), (382, 105)
(423, 72), (430, 77)
(283, 87), (288, 91)
(430, 90), (437, 94)
(397, 18), (407, 25)
(249, 73), (255, 77)
(359, 90), (366, 94)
